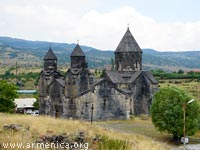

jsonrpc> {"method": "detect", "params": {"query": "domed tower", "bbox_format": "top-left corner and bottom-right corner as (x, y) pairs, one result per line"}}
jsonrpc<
(70, 44), (87, 69)
(115, 27), (142, 71)
(43, 46), (57, 72)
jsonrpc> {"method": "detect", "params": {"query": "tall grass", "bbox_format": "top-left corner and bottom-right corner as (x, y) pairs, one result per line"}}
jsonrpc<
(0, 113), (168, 150)
(97, 135), (130, 150)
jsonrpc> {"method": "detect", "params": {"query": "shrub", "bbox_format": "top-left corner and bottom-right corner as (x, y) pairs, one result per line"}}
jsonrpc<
(97, 135), (131, 150)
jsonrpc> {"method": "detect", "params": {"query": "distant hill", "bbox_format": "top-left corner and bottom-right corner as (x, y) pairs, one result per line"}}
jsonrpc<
(0, 36), (200, 71)
(142, 49), (200, 71)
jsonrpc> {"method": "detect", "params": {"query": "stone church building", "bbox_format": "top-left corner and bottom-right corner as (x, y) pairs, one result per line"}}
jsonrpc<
(38, 28), (158, 120)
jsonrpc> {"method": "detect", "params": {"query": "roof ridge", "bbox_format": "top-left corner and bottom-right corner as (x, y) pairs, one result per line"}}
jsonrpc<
(143, 71), (158, 84)
(128, 71), (143, 83)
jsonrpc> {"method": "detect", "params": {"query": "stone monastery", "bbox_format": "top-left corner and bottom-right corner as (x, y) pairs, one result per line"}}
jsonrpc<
(38, 27), (158, 120)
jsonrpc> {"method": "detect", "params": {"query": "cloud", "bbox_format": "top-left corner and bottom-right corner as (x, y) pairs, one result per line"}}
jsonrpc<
(0, 1), (200, 51)
(75, 6), (200, 51)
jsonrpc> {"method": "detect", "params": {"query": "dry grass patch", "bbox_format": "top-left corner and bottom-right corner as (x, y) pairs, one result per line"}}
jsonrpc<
(0, 114), (169, 150)
(159, 79), (200, 100)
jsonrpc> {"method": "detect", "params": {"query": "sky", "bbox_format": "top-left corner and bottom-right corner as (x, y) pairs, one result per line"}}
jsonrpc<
(0, 0), (200, 51)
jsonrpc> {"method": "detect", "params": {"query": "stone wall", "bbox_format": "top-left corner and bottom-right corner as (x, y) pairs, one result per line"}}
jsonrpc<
(72, 81), (130, 120)
(131, 73), (155, 115)
(39, 71), (157, 120)
(115, 52), (142, 71)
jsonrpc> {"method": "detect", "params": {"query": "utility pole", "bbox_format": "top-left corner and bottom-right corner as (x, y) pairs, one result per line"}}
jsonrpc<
(183, 103), (186, 150)
(182, 99), (194, 150)
(16, 61), (18, 84)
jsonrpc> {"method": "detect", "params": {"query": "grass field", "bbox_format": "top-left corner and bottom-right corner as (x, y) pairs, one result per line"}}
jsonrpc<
(159, 79), (200, 100)
(97, 118), (170, 140)
(0, 114), (170, 150)
(97, 117), (200, 149)
(96, 117), (178, 149)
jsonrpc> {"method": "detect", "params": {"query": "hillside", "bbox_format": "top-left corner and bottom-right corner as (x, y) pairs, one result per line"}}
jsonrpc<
(143, 49), (200, 71)
(0, 114), (168, 150)
(0, 36), (200, 71)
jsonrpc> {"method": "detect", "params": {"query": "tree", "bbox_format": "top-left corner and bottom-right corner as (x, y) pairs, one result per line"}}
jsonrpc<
(0, 80), (18, 112)
(100, 69), (106, 78)
(95, 69), (98, 76)
(151, 86), (200, 140)
(177, 69), (184, 74)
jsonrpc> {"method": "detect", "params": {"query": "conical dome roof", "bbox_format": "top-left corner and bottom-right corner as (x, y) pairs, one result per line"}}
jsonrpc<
(71, 44), (85, 57)
(115, 27), (142, 53)
(44, 47), (57, 60)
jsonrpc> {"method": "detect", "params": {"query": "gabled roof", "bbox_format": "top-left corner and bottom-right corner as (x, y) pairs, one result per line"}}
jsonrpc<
(55, 79), (65, 87)
(118, 71), (134, 79)
(44, 47), (57, 60)
(94, 78), (105, 86)
(66, 68), (92, 77)
(71, 44), (85, 57)
(128, 71), (143, 83)
(105, 71), (126, 84)
(72, 88), (94, 99)
(116, 88), (132, 95)
(115, 27), (142, 53)
(128, 71), (158, 84)
(143, 71), (158, 84)
(39, 70), (63, 82)
(66, 68), (82, 75)
(43, 70), (61, 76)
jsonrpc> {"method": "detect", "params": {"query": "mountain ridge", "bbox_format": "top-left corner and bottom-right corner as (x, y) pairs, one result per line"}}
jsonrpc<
(0, 36), (200, 71)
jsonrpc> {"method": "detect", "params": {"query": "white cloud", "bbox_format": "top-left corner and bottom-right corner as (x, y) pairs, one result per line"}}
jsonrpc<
(0, 1), (200, 51)
(75, 7), (200, 51)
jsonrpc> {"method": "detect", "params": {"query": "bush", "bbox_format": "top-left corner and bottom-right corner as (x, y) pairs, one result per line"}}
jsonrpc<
(139, 114), (150, 120)
(97, 135), (131, 150)
(129, 115), (135, 120)
(174, 80), (182, 84)
(159, 80), (165, 83)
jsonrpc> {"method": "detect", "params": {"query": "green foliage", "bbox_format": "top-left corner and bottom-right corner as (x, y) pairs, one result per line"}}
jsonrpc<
(0, 68), (39, 81)
(0, 80), (18, 112)
(151, 87), (200, 138)
(151, 69), (200, 79)
(97, 135), (130, 150)
(0, 69), (40, 88)
(0, 69), (15, 79)
(100, 69), (106, 78)
(178, 69), (184, 74)
(95, 69), (98, 75)
(94, 69), (103, 78)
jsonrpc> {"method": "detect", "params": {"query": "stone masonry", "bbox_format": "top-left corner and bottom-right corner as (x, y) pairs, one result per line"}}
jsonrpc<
(38, 27), (158, 120)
